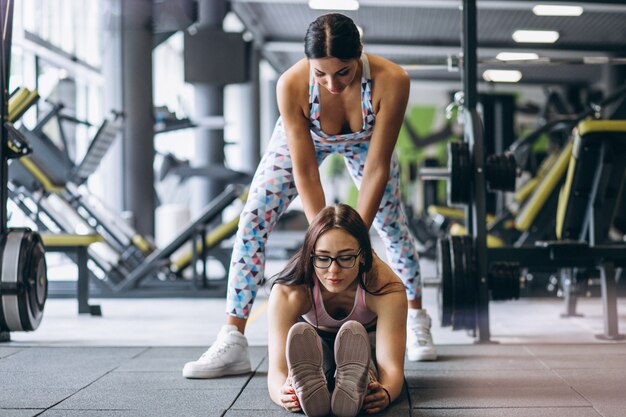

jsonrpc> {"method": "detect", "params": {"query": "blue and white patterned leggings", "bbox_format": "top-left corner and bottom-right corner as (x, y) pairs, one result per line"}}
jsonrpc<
(226, 120), (421, 318)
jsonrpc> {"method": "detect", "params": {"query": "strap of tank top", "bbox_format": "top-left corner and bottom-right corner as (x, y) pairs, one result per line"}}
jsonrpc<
(361, 53), (371, 80)
(358, 272), (368, 307)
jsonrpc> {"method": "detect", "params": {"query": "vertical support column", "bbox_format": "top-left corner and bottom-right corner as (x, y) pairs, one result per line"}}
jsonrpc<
(101, 0), (124, 213)
(240, 45), (261, 173)
(121, 0), (155, 237)
(263, 76), (279, 148)
(190, 0), (227, 213)
(0, 0), (14, 342)
(0, 0), (14, 236)
(462, 0), (490, 342)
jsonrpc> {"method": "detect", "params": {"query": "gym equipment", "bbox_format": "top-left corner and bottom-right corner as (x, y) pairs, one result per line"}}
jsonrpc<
(0, 0), (48, 342)
(0, 229), (47, 332)
(113, 184), (245, 292)
(420, 139), (517, 205)
(41, 234), (103, 315)
(436, 119), (626, 341)
(431, 2), (625, 342)
(7, 97), (249, 296)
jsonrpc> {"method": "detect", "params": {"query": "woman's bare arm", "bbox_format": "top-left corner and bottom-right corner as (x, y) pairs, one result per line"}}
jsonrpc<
(277, 64), (326, 224)
(267, 284), (310, 407)
(356, 63), (410, 228)
(366, 263), (408, 407)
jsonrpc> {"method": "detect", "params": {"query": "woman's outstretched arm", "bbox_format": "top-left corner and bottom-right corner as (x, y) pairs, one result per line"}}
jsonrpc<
(277, 64), (326, 224)
(356, 62), (409, 228)
(267, 284), (309, 411)
(364, 265), (408, 413)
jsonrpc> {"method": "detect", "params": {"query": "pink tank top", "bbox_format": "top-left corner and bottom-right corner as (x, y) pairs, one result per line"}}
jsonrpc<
(301, 276), (377, 329)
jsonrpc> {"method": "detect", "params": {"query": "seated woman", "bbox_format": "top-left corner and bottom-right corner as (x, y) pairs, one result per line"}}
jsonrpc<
(267, 204), (407, 417)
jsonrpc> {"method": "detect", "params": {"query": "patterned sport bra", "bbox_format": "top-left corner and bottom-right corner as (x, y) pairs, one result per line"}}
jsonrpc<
(309, 54), (375, 141)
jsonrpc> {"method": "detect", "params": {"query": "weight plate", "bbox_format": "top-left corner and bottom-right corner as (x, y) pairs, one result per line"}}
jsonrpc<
(0, 229), (48, 332)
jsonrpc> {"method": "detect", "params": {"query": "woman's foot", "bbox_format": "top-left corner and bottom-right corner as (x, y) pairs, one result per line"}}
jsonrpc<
(286, 322), (331, 417)
(182, 325), (251, 379)
(406, 309), (437, 361)
(332, 320), (371, 417)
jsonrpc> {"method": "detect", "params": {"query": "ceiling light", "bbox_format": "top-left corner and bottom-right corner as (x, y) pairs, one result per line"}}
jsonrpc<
(308, 0), (359, 11)
(512, 30), (559, 43)
(483, 69), (522, 83)
(532, 5), (584, 16)
(496, 52), (539, 61)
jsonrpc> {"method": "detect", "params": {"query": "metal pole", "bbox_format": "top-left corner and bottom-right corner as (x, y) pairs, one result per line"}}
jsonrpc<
(121, 0), (155, 236)
(190, 0), (227, 213)
(462, 0), (491, 342)
(0, 0), (13, 235)
(240, 45), (261, 173)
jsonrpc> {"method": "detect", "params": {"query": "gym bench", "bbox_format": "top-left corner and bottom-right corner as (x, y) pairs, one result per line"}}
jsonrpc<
(41, 234), (104, 316)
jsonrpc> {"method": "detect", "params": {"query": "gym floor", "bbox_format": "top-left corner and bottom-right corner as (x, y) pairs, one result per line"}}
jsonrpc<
(2, 258), (626, 416)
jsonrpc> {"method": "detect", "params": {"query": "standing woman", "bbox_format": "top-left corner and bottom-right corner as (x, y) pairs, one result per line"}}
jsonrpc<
(183, 13), (436, 380)
(268, 204), (407, 417)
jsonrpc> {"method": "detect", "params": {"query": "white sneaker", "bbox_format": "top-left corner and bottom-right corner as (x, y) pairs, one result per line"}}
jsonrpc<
(406, 309), (437, 361)
(182, 325), (252, 379)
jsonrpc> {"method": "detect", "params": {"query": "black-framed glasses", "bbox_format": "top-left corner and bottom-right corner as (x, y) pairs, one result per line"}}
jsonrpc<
(311, 249), (362, 269)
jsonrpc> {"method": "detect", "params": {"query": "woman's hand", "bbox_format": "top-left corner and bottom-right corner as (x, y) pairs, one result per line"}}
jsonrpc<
(279, 379), (301, 413)
(362, 380), (391, 414)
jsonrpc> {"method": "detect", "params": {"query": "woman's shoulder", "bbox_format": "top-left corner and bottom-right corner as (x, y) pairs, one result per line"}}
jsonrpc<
(277, 58), (310, 94)
(364, 261), (407, 315)
(366, 54), (409, 85)
(364, 257), (406, 299)
(269, 282), (312, 314)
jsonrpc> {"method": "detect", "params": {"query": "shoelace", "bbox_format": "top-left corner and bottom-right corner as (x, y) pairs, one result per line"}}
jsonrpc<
(408, 324), (432, 345)
(200, 341), (233, 361)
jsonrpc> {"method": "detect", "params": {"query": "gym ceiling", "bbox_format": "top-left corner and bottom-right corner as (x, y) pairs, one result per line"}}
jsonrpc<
(230, 0), (626, 86)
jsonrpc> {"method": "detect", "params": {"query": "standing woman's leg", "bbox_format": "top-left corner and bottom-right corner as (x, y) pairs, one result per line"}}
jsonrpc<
(183, 121), (299, 379)
(343, 144), (436, 361)
(226, 135), (332, 324)
(226, 125), (299, 324)
(342, 144), (421, 298)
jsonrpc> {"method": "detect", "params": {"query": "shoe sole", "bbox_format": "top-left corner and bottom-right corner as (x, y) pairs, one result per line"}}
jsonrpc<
(407, 350), (437, 362)
(182, 361), (251, 379)
(332, 321), (370, 417)
(286, 324), (330, 417)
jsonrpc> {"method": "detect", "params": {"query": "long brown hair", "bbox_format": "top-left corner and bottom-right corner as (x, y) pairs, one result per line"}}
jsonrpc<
(272, 204), (403, 296)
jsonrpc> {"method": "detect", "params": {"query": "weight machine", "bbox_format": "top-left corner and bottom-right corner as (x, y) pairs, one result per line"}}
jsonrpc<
(422, 0), (625, 342)
(0, 0), (48, 342)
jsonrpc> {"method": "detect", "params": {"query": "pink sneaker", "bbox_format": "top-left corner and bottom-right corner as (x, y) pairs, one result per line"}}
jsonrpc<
(331, 321), (371, 417)
(286, 323), (331, 417)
